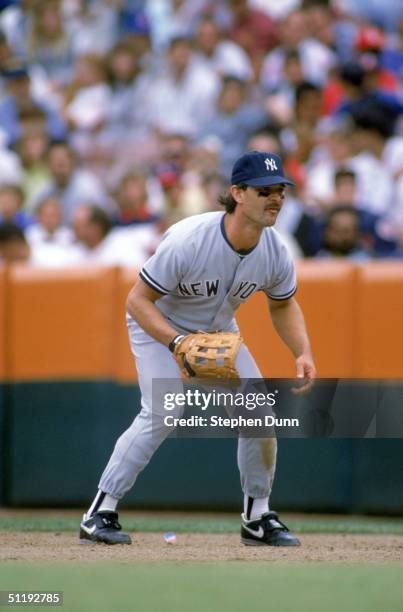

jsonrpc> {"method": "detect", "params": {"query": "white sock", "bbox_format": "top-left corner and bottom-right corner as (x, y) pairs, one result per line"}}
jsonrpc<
(87, 490), (118, 517)
(98, 494), (118, 513)
(244, 495), (269, 520)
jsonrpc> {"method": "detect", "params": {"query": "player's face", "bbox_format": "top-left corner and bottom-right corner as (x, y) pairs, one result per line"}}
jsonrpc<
(239, 184), (286, 227)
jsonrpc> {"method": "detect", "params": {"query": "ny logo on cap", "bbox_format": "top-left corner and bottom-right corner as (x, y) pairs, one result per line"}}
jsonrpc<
(265, 157), (278, 172)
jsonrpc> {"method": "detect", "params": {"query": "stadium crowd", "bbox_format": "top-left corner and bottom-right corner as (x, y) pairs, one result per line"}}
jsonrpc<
(0, 0), (402, 266)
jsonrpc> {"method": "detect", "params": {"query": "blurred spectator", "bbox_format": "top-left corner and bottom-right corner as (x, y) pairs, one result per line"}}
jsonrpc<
(306, 120), (350, 196)
(227, 0), (278, 76)
(379, 20), (403, 78)
(26, 195), (74, 247)
(278, 81), (323, 156)
(35, 140), (111, 222)
(96, 39), (142, 151)
(156, 162), (210, 226)
(249, 0), (300, 21)
(133, 35), (219, 135)
(200, 171), (227, 212)
(62, 52), (111, 157)
(350, 107), (403, 180)
(0, 0), (34, 57)
(0, 184), (32, 228)
(117, 10), (153, 66)
(194, 15), (253, 81)
(332, 168), (359, 207)
(316, 205), (372, 261)
(334, 0), (403, 34)
(335, 61), (403, 124)
(69, 41), (151, 175)
(64, 0), (119, 56)
(279, 82), (324, 193)
(304, 2), (336, 53)
(145, 0), (222, 51)
(0, 143), (23, 185)
(354, 25), (400, 90)
(247, 127), (282, 154)
(330, 168), (393, 254)
(0, 30), (12, 100)
(262, 50), (304, 124)
(295, 81), (323, 129)
(198, 76), (270, 175)
(347, 114), (395, 217)
(113, 169), (159, 227)
(26, 0), (74, 90)
(0, 0), (401, 263)
(72, 203), (112, 251)
(14, 116), (52, 210)
(158, 131), (191, 175)
(306, 113), (395, 218)
(0, 58), (66, 146)
(261, 9), (336, 92)
(0, 222), (30, 263)
(0, 214), (80, 266)
(72, 203), (155, 267)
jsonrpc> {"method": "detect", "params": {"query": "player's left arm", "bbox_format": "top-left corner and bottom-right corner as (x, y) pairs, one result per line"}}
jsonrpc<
(268, 296), (316, 393)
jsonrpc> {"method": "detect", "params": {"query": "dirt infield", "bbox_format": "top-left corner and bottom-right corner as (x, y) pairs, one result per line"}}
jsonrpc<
(1, 532), (403, 563)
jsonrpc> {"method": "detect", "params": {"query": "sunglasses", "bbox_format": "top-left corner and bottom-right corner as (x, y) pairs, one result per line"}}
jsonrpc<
(250, 186), (286, 198)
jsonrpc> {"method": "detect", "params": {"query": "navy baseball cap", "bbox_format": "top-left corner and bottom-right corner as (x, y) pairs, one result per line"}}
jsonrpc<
(231, 151), (295, 187)
(1, 58), (29, 80)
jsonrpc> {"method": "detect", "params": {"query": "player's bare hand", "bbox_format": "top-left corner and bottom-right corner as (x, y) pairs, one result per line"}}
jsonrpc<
(292, 354), (316, 394)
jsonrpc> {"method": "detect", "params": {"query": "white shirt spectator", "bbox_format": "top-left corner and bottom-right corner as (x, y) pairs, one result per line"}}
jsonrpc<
(195, 40), (253, 81)
(65, 83), (111, 131)
(146, 0), (212, 50)
(305, 152), (395, 215)
(35, 169), (112, 223)
(26, 224), (75, 249)
(30, 241), (82, 267)
(0, 147), (23, 185)
(134, 57), (220, 135)
(261, 38), (337, 90)
(305, 157), (337, 206)
(73, 225), (159, 268)
(250, 0), (301, 20)
(64, 2), (119, 56)
(349, 152), (394, 216)
(382, 137), (403, 178)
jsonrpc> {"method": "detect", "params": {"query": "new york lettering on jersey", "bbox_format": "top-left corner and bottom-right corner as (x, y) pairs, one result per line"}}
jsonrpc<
(138, 212), (296, 332)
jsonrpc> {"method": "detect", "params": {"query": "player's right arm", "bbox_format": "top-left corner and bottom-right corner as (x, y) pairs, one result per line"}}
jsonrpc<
(126, 277), (179, 347)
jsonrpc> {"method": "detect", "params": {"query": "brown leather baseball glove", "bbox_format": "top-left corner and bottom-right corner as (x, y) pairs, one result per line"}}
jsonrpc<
(173, 332), (242, 379)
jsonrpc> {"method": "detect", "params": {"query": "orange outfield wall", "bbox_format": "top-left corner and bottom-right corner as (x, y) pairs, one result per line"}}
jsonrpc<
(236, 261), (357, 378)
(0, 261), (402, 382)
(115, 267), (138, 383)
(6, 265), (119, 380)
(0, 266), (6, 380)
(354, 262), (403, 378)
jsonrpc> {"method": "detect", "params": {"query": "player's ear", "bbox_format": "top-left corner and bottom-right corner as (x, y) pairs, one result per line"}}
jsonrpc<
(230, 185), (245, 204)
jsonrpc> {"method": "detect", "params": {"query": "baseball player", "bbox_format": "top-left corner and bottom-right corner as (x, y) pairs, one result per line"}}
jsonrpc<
(80, 151), (316, 546)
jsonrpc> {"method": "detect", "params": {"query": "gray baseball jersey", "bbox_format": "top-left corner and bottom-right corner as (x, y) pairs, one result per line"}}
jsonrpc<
(99, 211), (292, 503)
(136, 211), (297, 334)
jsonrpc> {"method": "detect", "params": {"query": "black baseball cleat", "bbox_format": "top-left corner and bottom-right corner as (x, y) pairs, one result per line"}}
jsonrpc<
(79, 511), (132, 545)
(241, 511), (300, 546)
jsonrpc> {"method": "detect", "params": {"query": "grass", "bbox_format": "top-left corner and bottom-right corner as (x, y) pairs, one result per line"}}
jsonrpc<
(1, 513), (403, 534)
(1, 513), (402, 611)
(0, 562), (402, 612)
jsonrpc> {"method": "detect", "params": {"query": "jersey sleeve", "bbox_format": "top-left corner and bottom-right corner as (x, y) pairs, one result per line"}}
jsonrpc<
(139, 235), (187, 295)
(263, 242), (297, 301)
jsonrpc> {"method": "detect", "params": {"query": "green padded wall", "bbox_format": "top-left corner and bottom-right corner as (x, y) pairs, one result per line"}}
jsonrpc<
(4, 382), (403, 514)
